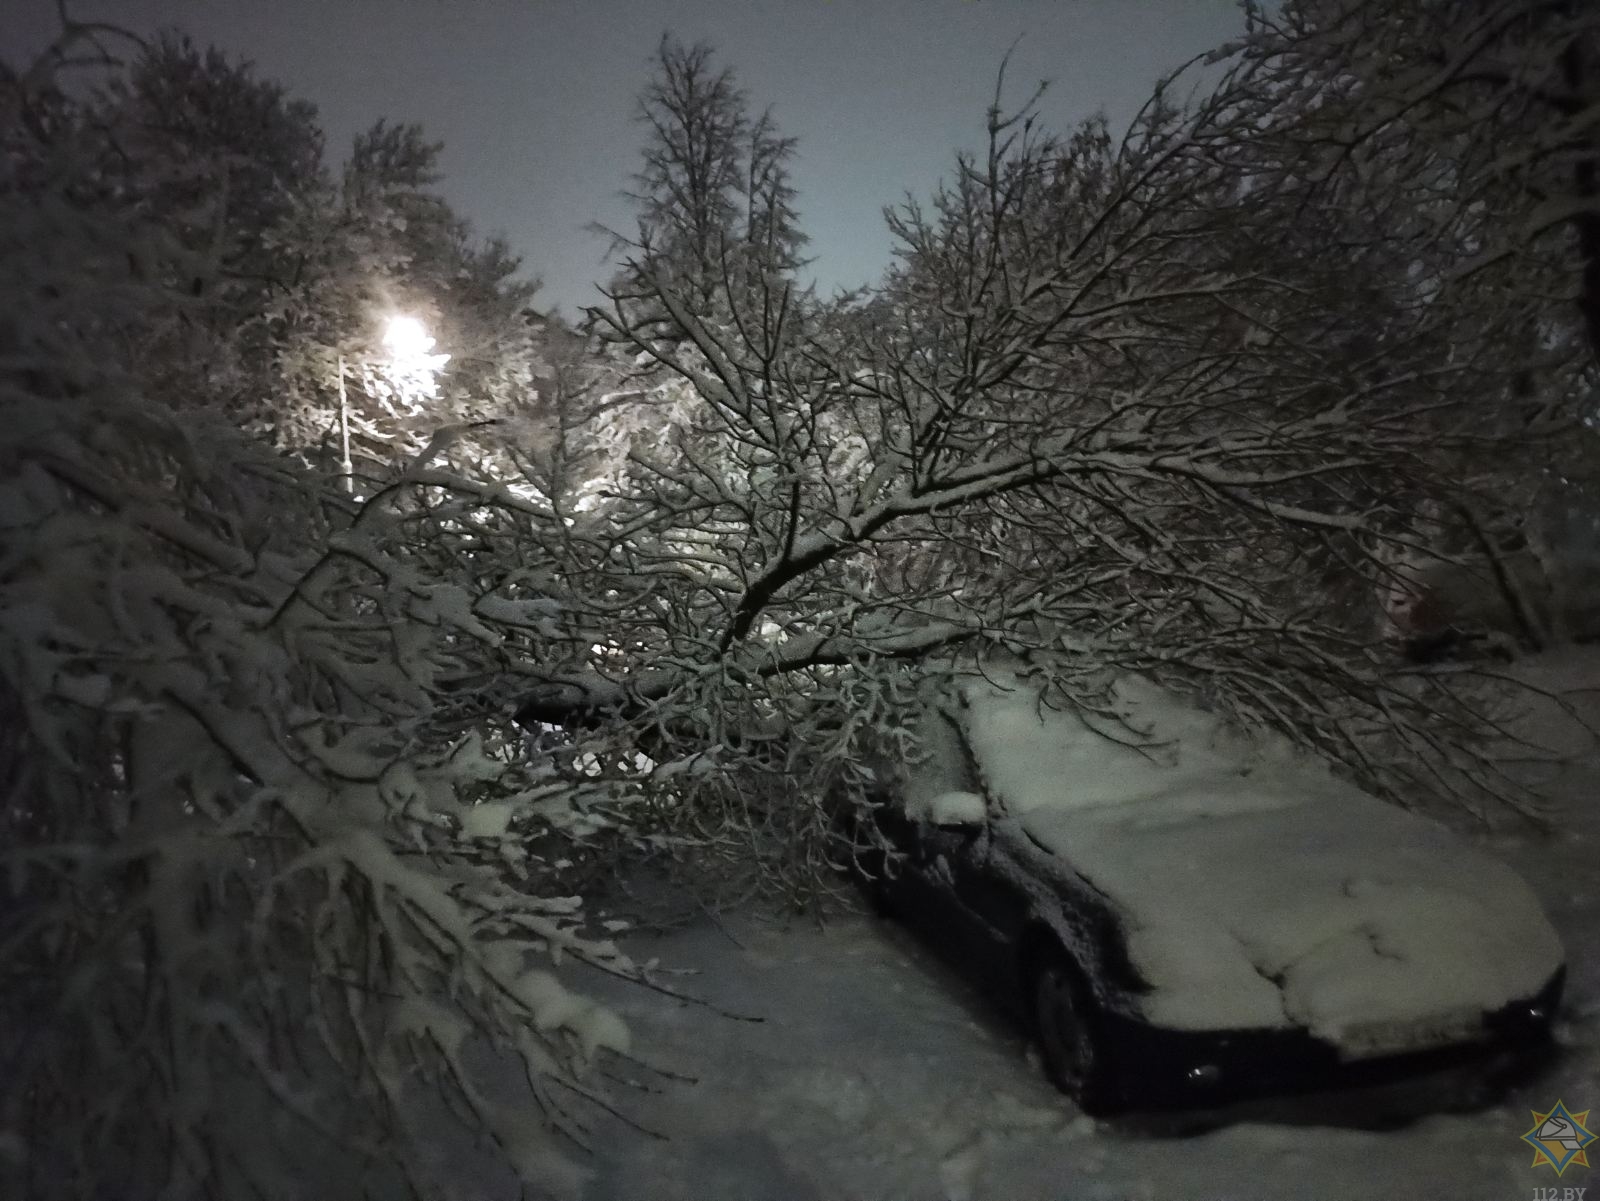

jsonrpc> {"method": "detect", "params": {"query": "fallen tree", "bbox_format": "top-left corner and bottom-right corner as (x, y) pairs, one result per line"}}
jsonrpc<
(511, 31), (1590, 861)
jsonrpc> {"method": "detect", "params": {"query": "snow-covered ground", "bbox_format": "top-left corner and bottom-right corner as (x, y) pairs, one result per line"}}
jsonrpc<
(572, 653), (1600, 1201)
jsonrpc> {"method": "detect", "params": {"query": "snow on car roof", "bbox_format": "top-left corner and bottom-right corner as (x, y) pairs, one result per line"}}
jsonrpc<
(956, 671), (1311, 819)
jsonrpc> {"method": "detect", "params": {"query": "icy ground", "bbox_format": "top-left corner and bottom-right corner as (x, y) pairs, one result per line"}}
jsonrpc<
(570, 654), (1600, 1201)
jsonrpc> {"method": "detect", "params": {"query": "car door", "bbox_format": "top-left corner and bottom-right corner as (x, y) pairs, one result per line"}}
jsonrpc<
(922, 819), (1025, 983)
(896, 816), (981, 934)
(890, 707), (1018, 976)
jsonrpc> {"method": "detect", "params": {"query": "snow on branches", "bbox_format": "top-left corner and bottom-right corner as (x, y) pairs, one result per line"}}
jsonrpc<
(0, 45), (659, 1201)
(538, 14), (1590, 844)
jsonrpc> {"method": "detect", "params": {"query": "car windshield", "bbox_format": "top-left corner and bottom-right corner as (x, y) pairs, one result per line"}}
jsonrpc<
(959, 675), (1319, 818)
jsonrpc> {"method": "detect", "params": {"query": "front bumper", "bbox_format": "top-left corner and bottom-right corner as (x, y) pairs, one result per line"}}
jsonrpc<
(1098, 966), (1566, 1110)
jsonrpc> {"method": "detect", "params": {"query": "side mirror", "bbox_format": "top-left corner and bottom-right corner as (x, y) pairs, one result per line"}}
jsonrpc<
(911, 790), (987, 829)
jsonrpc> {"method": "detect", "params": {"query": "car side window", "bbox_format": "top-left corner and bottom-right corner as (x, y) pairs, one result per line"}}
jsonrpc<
(902, 708), (981, 816)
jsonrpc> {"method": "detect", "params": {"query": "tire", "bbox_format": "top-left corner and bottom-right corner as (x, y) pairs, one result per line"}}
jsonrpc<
(1031, 947), (1117, 1113)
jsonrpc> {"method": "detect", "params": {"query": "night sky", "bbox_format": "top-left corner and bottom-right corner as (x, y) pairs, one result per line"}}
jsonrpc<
(7, 0), (1246, 316)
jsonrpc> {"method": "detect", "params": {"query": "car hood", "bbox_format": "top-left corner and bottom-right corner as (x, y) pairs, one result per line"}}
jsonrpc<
(1017, 775), (1565, 1038)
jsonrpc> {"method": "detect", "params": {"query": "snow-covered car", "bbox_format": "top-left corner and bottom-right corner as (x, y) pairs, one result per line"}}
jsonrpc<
(859, 672), (1567, 1113)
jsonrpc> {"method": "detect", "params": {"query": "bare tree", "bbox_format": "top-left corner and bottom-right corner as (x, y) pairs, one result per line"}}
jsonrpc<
(1222, 0), (1600, 649)
(517, 53), (1573, 909)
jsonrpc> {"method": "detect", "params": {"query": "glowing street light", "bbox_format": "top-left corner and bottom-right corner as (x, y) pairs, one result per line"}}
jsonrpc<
(382, 314), (437, 361)
(337, 314), (450, 494)
(380, 313), (451, 390)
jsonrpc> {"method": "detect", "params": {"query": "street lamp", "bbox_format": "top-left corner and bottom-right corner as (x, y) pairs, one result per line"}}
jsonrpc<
(337, 349), (354, 494)
(381, 315), (435, 361)
(337, 314), (450, 494)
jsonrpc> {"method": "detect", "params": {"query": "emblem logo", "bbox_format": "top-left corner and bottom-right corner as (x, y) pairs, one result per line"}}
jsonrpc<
(1523, 1101), (1595, 1177)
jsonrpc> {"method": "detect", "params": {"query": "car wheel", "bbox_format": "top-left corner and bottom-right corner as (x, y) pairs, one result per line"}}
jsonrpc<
(1031, 949), (1115, 1113)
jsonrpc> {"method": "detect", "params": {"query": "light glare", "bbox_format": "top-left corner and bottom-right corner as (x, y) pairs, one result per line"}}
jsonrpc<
(377, 314), (451, 398)
(382, 315), (436, 360)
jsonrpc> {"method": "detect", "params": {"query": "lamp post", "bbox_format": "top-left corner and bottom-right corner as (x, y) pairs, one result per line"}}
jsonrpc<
(336, 314), (450, 495)
(337, 352), (353, 493)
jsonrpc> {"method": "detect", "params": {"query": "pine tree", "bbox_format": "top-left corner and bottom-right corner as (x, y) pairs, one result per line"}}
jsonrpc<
(613, 35), (807, 311)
